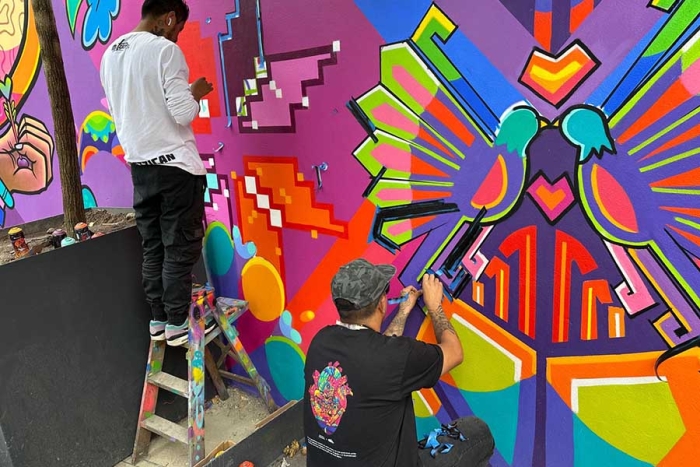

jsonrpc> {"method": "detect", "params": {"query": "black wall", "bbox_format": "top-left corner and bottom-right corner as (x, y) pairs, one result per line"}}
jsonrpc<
(0, 227), (212, 467)
(208, 402), (303, 467)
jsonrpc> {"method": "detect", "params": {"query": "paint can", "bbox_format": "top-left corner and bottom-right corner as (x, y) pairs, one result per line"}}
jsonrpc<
(8, 227), (30, 258)
(51, 229), (67, 248)
(61, 237), (77, 247)
(74, 222), (92, 241)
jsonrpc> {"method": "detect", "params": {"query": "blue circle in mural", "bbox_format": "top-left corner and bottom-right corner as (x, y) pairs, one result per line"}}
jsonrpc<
(205, 223), (234, 277)
(265, 336), (305, 402)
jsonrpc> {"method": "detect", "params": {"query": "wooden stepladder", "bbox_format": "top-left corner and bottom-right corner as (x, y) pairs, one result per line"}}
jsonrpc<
(132, 285), (278, 466)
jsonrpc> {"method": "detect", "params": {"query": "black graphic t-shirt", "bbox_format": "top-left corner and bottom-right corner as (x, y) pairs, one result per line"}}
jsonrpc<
(304, 325), (444, 466)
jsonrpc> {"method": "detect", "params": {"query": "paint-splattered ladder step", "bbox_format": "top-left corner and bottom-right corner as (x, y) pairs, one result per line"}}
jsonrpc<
(148, 372), (189, 398)
(140, 415), (188, 445)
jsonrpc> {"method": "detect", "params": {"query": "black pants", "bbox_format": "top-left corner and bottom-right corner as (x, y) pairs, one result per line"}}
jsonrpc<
(419, 417), (495, 467)
(132, 165), (206, 326)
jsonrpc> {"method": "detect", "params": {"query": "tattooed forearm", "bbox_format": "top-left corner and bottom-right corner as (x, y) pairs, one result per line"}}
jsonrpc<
(428, 305), (456, 341)
(384, 307), (411, 337)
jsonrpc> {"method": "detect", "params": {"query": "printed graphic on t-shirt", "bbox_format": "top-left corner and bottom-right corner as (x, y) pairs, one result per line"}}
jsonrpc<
(132, 154), (177, 166)
(112, 39), (129, 52)
(309, 361), (353, 435)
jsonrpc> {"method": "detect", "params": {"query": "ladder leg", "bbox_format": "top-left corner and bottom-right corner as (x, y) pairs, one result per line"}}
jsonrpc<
(188, 300), (207, 466)
(212, 306), (278, 413)
(202, 291), (229, 401)
(204, 347), (230, 401)
(132, 340), (165, 464)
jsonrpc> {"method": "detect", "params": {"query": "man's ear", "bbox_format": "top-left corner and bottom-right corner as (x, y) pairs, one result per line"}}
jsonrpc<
(375, 298), (385, 318)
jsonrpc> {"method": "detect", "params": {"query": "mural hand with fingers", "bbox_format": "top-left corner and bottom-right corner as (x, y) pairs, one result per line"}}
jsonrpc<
(0, 1), (53, 227)
(0, 87), (55, 227)
(0, 114), (55, 194)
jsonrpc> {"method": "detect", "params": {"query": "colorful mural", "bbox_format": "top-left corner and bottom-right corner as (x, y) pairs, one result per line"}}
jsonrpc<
(0, 0), (132, 228)
(9, 0), (700, 465)
(348, 2), (700, 464)
(0, 1), (52, 228)
(198, 1), (700, 466)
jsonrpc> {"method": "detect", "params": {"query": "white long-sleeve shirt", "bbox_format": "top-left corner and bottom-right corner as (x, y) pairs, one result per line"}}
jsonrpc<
(100, 32), (205, 175)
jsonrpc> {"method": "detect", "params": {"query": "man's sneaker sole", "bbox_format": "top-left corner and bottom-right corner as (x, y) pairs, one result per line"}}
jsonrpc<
(150, 331), (166, 341)
(166, 333), (188, 347)
(166, 319), (217, 347)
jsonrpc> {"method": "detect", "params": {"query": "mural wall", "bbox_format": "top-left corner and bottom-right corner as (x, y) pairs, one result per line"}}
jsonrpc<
(0, 0), (131, 228)
(13, 0), (700, 465)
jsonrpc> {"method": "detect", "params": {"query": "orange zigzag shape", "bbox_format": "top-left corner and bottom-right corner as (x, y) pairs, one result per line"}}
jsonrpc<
(235, 156), (348, 280)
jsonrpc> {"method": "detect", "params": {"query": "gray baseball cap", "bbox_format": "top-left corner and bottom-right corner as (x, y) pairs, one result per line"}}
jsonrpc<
(331, 258), (396, 310)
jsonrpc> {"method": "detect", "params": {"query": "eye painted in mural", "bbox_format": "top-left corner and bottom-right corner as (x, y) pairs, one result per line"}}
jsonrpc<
(65, 0), (121, 51)
(351, 2), (700, 465)
(0, 1), (53, 228)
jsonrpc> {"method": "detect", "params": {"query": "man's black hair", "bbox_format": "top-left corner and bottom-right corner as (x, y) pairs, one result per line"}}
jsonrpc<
(334, 297), (382, 322)
(141, 0), (190, 24)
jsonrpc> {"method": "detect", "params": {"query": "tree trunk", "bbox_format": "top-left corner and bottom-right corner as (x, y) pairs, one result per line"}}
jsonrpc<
(30, 0), (85, 236)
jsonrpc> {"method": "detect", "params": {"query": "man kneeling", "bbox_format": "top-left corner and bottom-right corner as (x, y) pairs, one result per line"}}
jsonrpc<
(304, 259), (495, 466)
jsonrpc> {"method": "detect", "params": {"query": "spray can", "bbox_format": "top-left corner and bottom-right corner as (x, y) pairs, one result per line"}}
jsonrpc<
(74, 222), (92, 242)
(51, 229), (67, 248)
(61, 237), (77, 247)
(8, 227), (30, 258)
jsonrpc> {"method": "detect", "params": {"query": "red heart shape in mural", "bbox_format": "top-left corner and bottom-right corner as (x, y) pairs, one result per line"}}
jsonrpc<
(535, 185), (566, 210)
(527, 173), (576, 223)
(518, 40), (600, 107)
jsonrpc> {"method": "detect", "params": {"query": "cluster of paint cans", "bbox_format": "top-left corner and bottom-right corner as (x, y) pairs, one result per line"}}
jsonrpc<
(8, 222), (106, 258)
(65, 222), (105, 245)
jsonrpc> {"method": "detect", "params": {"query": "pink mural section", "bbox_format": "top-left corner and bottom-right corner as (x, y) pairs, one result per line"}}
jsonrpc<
(239, 46), (340, 131)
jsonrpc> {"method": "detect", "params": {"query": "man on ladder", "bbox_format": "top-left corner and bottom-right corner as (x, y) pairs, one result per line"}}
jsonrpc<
(101, 0), (214, 346)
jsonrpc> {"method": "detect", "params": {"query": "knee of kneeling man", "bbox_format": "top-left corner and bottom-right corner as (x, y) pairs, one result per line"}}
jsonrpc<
(458, 416), (495, 444)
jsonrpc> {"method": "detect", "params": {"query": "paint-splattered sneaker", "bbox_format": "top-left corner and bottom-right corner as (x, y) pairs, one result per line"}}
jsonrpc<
(150, 320), (167, 341)
(165, 317), (217, 347)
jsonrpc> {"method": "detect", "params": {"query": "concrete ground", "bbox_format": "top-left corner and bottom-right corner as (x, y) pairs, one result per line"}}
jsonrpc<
(115, 387), (269, 467)
(269, 454), (306, 467)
